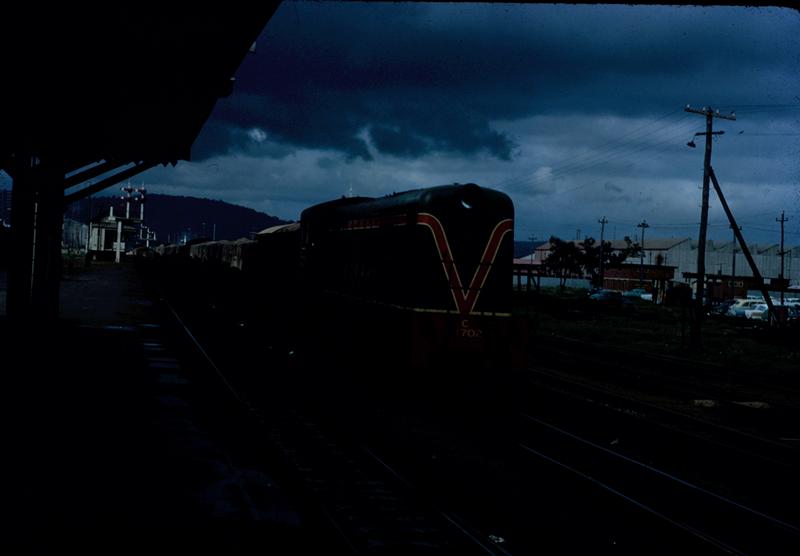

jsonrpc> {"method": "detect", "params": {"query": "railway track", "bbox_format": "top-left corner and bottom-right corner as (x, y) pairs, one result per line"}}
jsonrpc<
(349, 395), (752, 554)
(518, 411), (800, 555)
(152, 278), (716, 553)
(526, 365), (800, 469)
(161, 297), (505, 555)
(348, 368), (800, 554)
(146, 265), (800, 553)
(540, 333), (800, 409)
(535, 335), (800, 442)
(519, 358), (800, 554)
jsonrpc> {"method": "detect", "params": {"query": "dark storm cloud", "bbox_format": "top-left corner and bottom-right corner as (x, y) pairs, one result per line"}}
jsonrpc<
(191, 120), (296, 161)
(197, 3), (798, 162)
(369, 125), (430, 158)
(190, 121), (233, 160)
(161, 4), (799, 245)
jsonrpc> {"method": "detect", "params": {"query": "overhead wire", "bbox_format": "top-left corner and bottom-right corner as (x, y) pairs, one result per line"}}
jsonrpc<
(547, 118), (703, 196)
(512, 116), (695, 191)
(717, 104), (800, 113)
(502, 105), (797, 242)
(719, 103), (800, 108)
(498, 108), (798, 196)
(501, 119), (698, 195)
(493, 108), (694, 191)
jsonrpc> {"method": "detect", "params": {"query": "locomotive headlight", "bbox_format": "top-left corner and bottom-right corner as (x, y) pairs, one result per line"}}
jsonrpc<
(459, 183), (481, 211)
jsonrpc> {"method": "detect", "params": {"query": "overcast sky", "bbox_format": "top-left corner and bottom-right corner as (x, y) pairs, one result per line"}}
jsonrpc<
(37, 3), (800, 245)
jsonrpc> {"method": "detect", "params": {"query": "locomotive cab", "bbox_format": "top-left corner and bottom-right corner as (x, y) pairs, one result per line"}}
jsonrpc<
(298, 183), (523, 379)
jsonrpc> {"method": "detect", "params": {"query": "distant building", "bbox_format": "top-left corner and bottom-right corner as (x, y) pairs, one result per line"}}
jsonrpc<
(87, 205), (145, 261)
(62, 218), (89, 253)
(604, 263), (677, 303)
(520, 236), (798, 294)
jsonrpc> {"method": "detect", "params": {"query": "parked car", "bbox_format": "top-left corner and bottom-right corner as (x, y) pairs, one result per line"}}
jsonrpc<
(727, 298), (765, 318)
(710, 299), (736, 316)
(589, 289), (624, 307)
(745, 303), (769, 320)
(623, 288), (648, 298)
(590, 289), (621, 299)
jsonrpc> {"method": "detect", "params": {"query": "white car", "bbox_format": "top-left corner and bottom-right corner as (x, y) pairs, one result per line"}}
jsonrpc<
(623, 288), (653, 301)
(727, 299), (764, 317)
(745, 303), (769, 320)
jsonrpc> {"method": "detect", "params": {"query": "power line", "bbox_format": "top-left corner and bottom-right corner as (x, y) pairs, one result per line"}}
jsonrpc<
(731, 132), (800, 137)
(583, 217), (798, 232)
(719, 104), (800, 108)
(523, 108), (686, 171)
(495, 110), (694, 191)
(718, 104), (800, 114)
(509, 110), (761, 199)
(741, 226), (800, 236)
(542, 120), (703, 197)
(511, 117), (696, 190)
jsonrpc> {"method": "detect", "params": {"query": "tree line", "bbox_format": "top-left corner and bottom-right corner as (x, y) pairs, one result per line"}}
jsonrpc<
(543, 236), (643, 289)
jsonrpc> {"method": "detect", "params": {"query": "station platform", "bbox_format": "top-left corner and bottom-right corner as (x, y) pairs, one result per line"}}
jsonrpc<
(1, 263), (318, 554)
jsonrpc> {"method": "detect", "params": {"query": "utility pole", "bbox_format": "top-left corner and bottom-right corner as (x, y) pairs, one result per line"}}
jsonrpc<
(115, 219), (123, 263)
(598, 216), (608, 288)
(137, 186), (146, 222)
(528, 234), (536, 264)
(684, 105), (735, 346)
(121, 183), (135, 219)
(730, 224), (741, 299)
(637, 220), (649, 287)
(777, 211), (788, 305)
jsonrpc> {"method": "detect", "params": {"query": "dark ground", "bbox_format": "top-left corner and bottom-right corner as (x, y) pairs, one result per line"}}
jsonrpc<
(1, 263), (324, 555)
(3, 263), (798, 554)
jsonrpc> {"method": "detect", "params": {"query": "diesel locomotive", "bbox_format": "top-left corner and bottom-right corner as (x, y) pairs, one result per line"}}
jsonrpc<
(298, 183), (524, 372)
(154, 183), (526, 375)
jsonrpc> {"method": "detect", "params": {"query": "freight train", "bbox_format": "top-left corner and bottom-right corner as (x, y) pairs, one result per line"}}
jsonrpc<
(153, 183), (526, 375)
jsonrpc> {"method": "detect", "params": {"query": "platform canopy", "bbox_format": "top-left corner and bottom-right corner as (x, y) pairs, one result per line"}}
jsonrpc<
(0, 5), (279, 322)
(0, 5), (278, 190)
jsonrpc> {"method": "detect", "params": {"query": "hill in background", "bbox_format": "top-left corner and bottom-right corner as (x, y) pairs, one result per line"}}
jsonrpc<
(142, 194), (289, 243)
(67, 193), (289, 243)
